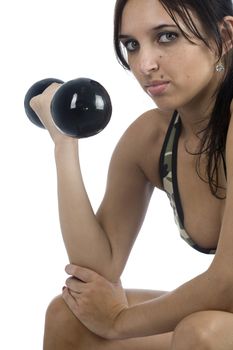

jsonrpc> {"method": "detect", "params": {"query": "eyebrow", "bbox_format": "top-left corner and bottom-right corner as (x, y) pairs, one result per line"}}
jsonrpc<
(119, 24), (178, 39)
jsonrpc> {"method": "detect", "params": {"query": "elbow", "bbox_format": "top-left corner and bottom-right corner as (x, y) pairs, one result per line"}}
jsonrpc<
(67, 239), (123, 283)
(206, 266), (233, 312)
(68, 255), (120, 284)
(101, 262), (123, 284)
(91, 268), (122, 285)
(68, 257), (120, 284)
(99, 256), (126, 283)
(220, 275), (233, 312)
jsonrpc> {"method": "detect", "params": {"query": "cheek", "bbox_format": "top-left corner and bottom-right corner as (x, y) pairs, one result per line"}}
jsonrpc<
(129, 60), (142, 81)
(172, 49), (215, 91)
(153, 51), (215, 111)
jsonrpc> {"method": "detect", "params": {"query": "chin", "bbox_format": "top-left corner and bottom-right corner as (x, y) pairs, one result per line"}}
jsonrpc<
(153, 100), (179, 113)
(153, 94), (188, 113)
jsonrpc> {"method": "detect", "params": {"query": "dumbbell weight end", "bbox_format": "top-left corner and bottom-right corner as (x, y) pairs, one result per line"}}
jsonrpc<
(24, 78), (64, 128)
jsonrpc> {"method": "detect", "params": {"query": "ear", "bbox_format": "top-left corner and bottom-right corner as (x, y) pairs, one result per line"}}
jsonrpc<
(219, 16), (233, 55)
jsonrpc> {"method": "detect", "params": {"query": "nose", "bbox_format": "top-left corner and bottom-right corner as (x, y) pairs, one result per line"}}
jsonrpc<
(139, 48), (159, 75)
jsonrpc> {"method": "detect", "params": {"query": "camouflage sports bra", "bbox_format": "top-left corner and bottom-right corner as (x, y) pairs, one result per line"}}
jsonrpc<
(159, 110), (216, 254)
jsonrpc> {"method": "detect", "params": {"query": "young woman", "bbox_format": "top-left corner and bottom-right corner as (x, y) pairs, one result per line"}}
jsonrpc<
(30, 0), (233, 349)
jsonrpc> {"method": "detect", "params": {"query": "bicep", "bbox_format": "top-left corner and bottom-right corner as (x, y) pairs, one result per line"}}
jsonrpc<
(96, 132), (154, 277)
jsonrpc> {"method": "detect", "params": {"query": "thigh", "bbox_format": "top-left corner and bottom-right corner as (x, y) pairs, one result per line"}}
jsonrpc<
(172, 310), (233, 350)
(44, 289), (173, 350)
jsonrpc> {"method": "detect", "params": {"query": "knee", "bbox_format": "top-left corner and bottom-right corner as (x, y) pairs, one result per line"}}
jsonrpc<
(45, 294), (75, 327)
(171, 312), (214, 350)
(44, 294), (84, 347)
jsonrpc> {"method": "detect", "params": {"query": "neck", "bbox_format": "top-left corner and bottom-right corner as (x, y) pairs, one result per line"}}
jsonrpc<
(177, 103), (211, 141)
(177, 74), (223, 141)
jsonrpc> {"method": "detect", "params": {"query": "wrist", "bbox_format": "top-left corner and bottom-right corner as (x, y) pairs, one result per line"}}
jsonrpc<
(54, 137), (78, 152)
(114, 303), (151, 340)
(114, 307), (132, 340)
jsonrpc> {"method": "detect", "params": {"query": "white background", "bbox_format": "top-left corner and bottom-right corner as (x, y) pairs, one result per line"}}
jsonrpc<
(0, 1), (213, 348)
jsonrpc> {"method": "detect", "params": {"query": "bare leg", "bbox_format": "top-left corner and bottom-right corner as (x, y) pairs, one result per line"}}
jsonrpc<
(43, 289), (173, 350)
(171, 310), (233, 350)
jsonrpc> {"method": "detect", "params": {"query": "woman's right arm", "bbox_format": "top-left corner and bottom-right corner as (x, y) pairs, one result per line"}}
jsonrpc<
(54, 125), (154, 283)
(30, 84), (157, 282)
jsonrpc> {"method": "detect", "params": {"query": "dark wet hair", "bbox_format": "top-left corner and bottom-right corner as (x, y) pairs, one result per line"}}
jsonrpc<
(114, 0), (233, 199)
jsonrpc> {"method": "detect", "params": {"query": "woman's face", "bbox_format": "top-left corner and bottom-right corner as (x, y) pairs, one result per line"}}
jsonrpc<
(119, 0), (221, 112)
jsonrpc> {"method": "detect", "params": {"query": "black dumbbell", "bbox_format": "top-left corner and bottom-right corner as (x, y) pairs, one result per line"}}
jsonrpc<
(24, 78), (112, 138)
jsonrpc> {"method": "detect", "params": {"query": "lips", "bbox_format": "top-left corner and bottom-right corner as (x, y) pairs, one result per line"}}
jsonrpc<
(146, 81), (170, 96)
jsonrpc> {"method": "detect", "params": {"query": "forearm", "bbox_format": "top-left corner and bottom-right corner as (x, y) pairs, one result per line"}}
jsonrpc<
(116, 269), (231, 339)
(54, 140), (114, 281)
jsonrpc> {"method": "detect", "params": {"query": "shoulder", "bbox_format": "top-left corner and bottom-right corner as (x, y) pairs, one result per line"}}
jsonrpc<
(126, 107), (171, 135)
(113, 108), (173, 188)
(118, 108), (172, 148)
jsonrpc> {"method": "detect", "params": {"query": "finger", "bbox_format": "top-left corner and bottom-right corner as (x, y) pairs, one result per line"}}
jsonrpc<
(65, 264), (97, 283)
(62, 288), (79, 314)
(69, 290), (80, 299)
(42, 82), (62, 97)
(66, 277), (87, 293)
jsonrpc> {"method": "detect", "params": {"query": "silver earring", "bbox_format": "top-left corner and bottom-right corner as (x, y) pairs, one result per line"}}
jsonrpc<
(216, 62), (225, 72)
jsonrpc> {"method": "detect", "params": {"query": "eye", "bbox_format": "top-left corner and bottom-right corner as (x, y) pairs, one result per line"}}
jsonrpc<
(123, 39), (139, 52)
(158, 32), (178, 43)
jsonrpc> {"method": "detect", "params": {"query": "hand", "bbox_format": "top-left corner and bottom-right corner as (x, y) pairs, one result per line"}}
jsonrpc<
(29, 83), (73, 144)
(62, 264), (129, 340)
